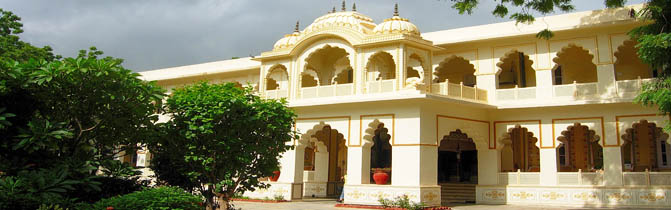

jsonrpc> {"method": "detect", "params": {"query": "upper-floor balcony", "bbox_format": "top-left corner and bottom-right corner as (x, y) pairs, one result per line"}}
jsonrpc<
(263, 78), (489, 104)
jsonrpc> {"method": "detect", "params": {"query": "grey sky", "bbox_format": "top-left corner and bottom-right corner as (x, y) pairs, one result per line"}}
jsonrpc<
(0, 0), (646, 72)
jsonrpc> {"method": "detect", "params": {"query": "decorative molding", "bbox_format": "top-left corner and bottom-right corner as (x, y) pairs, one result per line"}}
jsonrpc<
(436, 115), (491, 149)
(493, 120), (543, 149)
(296, 116), (352, 146)
(359, 114), (395, 146)
(614, 114), (671, 147)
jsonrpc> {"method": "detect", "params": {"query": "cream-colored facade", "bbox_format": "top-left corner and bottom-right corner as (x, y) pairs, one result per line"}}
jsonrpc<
(139, 3), (671, 208)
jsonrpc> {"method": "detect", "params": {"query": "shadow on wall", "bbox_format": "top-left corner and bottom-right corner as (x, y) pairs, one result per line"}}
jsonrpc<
(578, 6), (635, 29)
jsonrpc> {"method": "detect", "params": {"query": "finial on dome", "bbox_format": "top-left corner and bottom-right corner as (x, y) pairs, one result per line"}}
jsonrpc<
(394, 3), (399, 16)
(294, 21), (299, 32)
(352, 3), (356, 11)
(332, 6), (336, 13)
(342, 1), (346, 11)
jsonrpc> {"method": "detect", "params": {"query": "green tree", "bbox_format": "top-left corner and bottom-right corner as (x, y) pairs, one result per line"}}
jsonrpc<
(0, 48), (164, 208)
(0, 8), (59, 62)
(450, 0), (671, 130)
(151, 82), (296, 210)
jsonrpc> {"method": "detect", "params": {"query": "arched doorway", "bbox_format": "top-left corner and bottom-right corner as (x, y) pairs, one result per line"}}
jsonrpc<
(434, 56), (476, 87)
(557, 123), (603, 172)
(552, 45), (598, 85)
(312, 125), (347, 197)
(621, 120), (671, 171)
(438, 129), (478, 183)
(437, 129), (477, 204)
(496, 51), (536, 89)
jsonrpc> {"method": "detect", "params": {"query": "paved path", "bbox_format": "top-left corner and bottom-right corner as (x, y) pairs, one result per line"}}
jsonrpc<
(232, 199), (671, 210)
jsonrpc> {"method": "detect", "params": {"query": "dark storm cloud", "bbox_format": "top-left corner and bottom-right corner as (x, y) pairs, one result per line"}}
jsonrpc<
(0, 0), (646, 71)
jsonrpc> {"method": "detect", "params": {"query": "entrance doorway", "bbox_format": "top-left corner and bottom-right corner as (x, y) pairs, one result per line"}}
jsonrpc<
(313, 126), (347, 197)
(437, 129), (477, 204)
(438, 130), (477, 183)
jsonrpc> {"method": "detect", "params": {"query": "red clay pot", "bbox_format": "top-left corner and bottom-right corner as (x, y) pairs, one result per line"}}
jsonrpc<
(270, 170), (281, 182)
(372, 170), (389, 185)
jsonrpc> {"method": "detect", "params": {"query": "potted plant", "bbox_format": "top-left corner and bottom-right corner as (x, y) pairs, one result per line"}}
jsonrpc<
(269, 165), (281, 182)
(270, 170), (281, 182)
(371, 168), (391, 185)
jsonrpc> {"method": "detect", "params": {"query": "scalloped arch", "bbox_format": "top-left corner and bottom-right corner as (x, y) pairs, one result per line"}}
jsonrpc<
(495, 50), (536, 75)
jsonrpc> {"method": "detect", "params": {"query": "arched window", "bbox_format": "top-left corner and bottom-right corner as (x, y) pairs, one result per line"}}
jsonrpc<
(371, 123), (392, 182)
(500, 126), (540, 172)
(621, 120), (671, 171)
(266, 65), (289, 90)
(434, 56), (476, 87)
(304, 45), (351, 86)
(614, 40), (656, 81)
(497, 51), (536, 89)
(406, 54), (424, 80)
(366, 52), (396, 81)
(557, 123), (603, 172)
(553, 45), (598, 85)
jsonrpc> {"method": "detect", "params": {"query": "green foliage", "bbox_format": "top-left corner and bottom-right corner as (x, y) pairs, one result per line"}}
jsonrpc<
(100, 160), (141, 178)
(636, 78), (671, 130)
(273, 194), (285, 201)
(628, 0), (671, 130)
(0, 167), (94, 210)
(150, 82), (297, 209)
(0, 52), (164, 174)
(37, 204), (66, 210)
(0, 8), (59, 62)
(68, 176), (148, 204)
(91, 187), (203, 210)
(378, 195), (426, 210)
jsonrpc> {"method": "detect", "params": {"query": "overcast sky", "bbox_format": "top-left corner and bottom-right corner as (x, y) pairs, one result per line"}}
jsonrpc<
(0, 0), (646, 72)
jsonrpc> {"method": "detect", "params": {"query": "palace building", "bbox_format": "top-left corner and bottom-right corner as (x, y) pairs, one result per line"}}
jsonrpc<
(138, 3), (671, 208)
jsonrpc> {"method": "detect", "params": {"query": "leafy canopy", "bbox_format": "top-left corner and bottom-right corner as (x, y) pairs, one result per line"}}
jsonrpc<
(0, 48), (165, 208)
(0, 8), (59, 62)
(151, 82), (296, 209)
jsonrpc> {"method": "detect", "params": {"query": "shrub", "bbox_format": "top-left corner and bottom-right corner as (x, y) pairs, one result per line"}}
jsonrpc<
(378, 195), (426, 210)
(70, 176), (149, 203)
(273, 194), (285, 201)
(91, 186), (203, 210)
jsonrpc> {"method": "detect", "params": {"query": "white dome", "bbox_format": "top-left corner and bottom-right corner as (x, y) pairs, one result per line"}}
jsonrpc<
(373, 16), (420, 36)
(304, 11), (376, 34)
(273, 32), (301, 49)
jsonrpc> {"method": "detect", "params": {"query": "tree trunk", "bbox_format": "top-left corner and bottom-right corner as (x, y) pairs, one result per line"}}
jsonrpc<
(217, 194), (229, 210)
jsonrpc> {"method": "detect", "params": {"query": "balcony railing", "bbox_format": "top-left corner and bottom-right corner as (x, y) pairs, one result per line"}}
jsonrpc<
(265, 89), (289, 99)
(430, 80), (488, 102)
(557, 170), (604, 186)
(623, 170), (671, 186)
(553, 81), (599, 99)
(366, 79), (396, 94)
(299, 83), (354, 99)
(496, 86), (536, 101)
(615, 77), (653, 98)
(498, 171), (540, 185)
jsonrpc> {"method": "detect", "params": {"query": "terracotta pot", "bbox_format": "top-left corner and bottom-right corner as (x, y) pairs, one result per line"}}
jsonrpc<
(270, 170), (281, 182)
(372, 170), (389, 185)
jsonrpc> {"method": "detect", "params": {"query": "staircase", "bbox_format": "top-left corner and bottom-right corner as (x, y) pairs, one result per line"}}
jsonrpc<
(440, 183), (476, 205)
